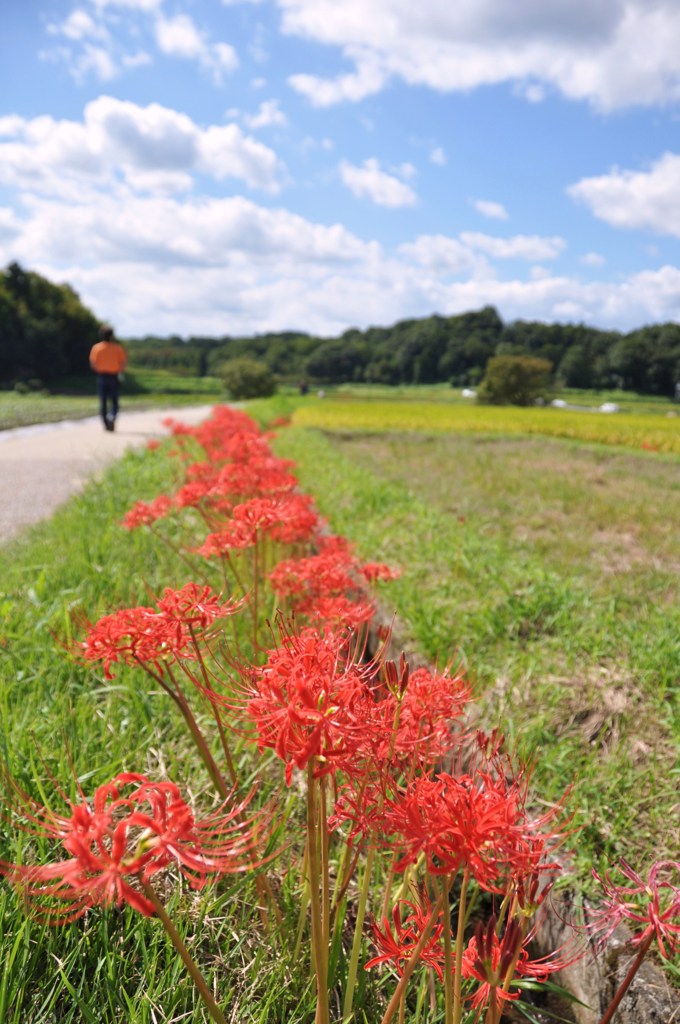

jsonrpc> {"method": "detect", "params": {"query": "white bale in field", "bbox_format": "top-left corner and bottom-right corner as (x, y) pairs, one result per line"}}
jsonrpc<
(600, 402), (619, 413)
(461, 388), (477, 397)
(551, 399), (567, 408)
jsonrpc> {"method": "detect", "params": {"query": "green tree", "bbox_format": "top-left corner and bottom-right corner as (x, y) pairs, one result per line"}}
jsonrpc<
(478, 355), (553, 406)
(217, 357), (277, 399)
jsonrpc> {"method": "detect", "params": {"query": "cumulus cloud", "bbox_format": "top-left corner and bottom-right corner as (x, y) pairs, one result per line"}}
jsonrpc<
(44, 0), (238, 84)
(339, 158), (418, 207)
(4, 181), (680, 336)
(244, 99), (288, 129)
(49, 9), (109, 42)
(279, 0), (680, 111)
(460, 232), (566, 260)
(581, 251), (605, 266)
(473, 199), (508, 220)
(8, 193), (378, 270)
(430, 146), (446, 166)
(289, 51), (387, 106)
(0, 97), (283, 197)
(399, 235), (489, 276)
(568, 152), (680, 237)
(154, 13), (238, 80)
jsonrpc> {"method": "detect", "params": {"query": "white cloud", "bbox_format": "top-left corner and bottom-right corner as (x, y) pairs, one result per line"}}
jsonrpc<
(581, 251), (605, 266)
(339, 158), (418, 207)
(473, 199), (508, 221)
(289, 51), (387, 106)
(279, 0), (680, 111)
(0, 207), (22, 242)
(8, 194), (378, 269)
(91, 0), (161, 10)
(0, 98), (283, 197)
(430, 146), (446, 166)
(154, 13), (238, 81)
(244, 99), (288, 129)
(50, 9), (108, 42)
(5, 184), (680, 336)
(73, 44), (118, 82)
(399, 235), (489, 276)
(568, 152), (680, 237)
(460, 232), (566, 260)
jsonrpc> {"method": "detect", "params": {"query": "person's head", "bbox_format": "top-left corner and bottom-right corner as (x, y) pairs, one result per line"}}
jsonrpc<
(99, 324), (114, 342)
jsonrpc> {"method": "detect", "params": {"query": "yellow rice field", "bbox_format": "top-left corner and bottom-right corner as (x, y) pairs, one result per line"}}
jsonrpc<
(292, 398), (680, 454)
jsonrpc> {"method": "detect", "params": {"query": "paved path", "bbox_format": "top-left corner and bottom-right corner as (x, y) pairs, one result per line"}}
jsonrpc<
(0, 406), (214, 545)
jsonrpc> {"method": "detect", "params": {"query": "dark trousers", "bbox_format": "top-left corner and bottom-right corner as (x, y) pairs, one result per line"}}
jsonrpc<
(97, 374), (120, 424)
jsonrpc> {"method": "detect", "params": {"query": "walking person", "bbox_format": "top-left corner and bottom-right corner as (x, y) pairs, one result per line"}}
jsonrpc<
(89, 324), (127, 432)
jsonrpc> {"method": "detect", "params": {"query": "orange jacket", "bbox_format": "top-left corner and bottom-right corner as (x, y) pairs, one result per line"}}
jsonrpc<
(89, 341), (127, 375)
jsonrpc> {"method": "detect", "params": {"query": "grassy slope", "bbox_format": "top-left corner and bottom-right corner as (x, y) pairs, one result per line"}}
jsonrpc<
(0, 370), (223, 431)
(0, 446), (297, 1024)
(270, 422), (680, 881)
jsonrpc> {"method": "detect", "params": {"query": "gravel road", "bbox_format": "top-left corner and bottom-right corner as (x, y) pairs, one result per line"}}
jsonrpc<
(0, 405), (214, 546)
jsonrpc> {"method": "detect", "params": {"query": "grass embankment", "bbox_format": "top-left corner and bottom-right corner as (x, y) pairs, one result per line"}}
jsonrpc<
(0, 447), (297, 1023)
(0, 370), (223, 431)
(264, 406), (680, 885)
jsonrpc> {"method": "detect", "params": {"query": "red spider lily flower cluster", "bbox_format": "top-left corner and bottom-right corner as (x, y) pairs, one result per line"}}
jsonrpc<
(268, 536), (399, 629)
(382, 763), (568, 892)
(197, 494), (320, 556)
(42, 404), (597, 1024)
(120, 408), (395, 637)
(244, 626), (373, 785)
(462, 915), (563, 1015)
(81, 583), (242, 679)
(0, 772), (270, 923)
(588, 859), (680, 959)
(365, 894), (445, 979)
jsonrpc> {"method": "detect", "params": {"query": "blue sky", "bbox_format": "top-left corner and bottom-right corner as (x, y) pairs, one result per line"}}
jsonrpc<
(2, 0), (680, 338)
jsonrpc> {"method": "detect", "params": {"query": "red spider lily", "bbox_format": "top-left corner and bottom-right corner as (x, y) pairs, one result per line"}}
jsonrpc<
(81, 605), (184, 679)
(121, 495), (174, 530)
(383, 766), (567, 892)
(80, 584), (242, 679)
(587, 859), (680, 959)
(392, 665), (472, 761)
(197, 495), (320, 555)
(365, 894), (445, 979)
(155, 583), (245, 631)
(269, 551), (357, 602)
(244, 626), (372, 785)
(298, 594), (376, 630)
(358, 562), (402, 583)
(462, 915), (564, 1016)
(0, 771), (272, 923)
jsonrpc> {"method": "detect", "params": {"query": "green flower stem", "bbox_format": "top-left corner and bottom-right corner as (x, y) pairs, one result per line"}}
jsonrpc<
(379, 891), (446, 1024)
(342, 844), (376, 1022)
(164, 665), (231, 800)
(442, 873), (455, 1024)
(307, 762), (330, 1024)
(320, 775), (331, 970)
(141, 881), (227, 1024)
(453, 868), (471, 1024)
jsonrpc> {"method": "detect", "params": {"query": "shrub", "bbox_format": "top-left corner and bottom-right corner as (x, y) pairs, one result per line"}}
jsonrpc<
(217, 358), (277, 400)
(478, 355), (553, 406)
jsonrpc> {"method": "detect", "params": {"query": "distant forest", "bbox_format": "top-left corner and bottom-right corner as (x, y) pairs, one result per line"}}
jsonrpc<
(127, 306), (680, 396)
(2, 261), (680, 395)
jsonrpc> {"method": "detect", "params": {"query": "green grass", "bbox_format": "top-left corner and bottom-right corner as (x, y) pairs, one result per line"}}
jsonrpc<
(265, 418), (680, 880)
(0, 447), (303, 1022)
(1, 396), (677, 1019)
(0, 370), (223, 431)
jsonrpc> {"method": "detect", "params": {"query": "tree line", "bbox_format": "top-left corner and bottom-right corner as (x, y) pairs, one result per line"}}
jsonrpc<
(130, 306), (680, 396)
(0, 262), (100, 386)
(2, 262), (680, 396)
